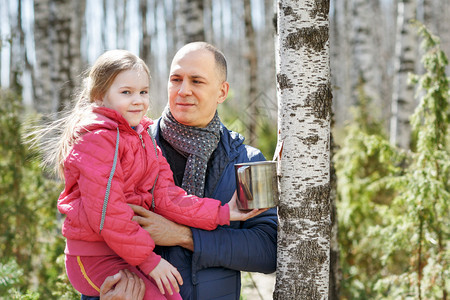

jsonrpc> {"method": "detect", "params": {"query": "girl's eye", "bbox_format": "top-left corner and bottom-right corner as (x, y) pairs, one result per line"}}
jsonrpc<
(140, 91), (148, 95)
(122, 91), (131, 95)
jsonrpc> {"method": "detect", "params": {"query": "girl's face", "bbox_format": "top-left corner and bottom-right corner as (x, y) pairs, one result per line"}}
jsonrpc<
(98, 68), (150, 127)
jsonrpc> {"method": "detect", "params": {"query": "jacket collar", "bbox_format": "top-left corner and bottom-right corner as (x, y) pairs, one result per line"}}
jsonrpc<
(152, 117), (244, 161)
(90, 107), (153, 134)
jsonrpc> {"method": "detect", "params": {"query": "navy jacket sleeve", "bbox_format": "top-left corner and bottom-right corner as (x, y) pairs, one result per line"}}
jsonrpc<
(190, 147), (277, 274)
(191, 207), (277, 273)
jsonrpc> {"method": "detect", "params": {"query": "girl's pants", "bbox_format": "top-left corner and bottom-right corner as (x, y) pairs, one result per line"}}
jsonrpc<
(65, 254), (182, 300)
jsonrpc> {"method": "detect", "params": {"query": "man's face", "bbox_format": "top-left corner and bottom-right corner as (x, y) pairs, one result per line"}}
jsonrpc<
(168, 48), (229, 128)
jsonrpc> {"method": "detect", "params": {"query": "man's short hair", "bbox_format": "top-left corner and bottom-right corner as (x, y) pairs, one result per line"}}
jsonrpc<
(182, 42), (228, 82)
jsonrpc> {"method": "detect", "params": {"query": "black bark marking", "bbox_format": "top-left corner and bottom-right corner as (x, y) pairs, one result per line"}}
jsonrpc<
(277, 73), (294, 90)
(284, 26), (329, 52)
(311, 0), (330, 19)
(279, 184), (331, 223)
(300, 134), (319, 146)
(305, 83), (332, 120)
(283, 5), (299, 18)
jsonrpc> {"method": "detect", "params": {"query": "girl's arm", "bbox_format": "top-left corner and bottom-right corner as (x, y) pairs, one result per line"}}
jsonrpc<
(149, 147), (264, 229)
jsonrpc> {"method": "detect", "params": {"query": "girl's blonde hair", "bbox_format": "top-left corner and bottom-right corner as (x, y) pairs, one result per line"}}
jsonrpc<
(36, 50), (150, 178)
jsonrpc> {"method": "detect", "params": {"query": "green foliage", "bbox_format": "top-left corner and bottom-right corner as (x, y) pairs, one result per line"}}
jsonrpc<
(0, 260), (39, 299)
(0, 89), (77, 299)
(336, 24), (449, 299)
(219, 91), (277, 159)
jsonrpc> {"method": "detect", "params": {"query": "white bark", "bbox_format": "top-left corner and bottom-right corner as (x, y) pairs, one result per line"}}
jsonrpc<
(390, 0), (418, 149)
(174, 0), (204, 47)
(33, 0), (85, 114)
(350, 0), (382, 109)
(274, 0), (332, 299)
(33, 0), (53, 113)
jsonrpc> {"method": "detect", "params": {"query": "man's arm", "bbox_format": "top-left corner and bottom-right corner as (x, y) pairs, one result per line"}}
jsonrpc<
(191, 208), (277, 274)
(131, 204), (277, 274)
(131, 205), (194, 251)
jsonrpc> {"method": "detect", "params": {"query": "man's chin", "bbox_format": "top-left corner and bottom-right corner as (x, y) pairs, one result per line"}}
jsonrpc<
(171, 111), (196, 126)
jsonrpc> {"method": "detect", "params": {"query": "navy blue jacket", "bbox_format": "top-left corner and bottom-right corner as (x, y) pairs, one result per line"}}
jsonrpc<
(152, 119), (277, 300)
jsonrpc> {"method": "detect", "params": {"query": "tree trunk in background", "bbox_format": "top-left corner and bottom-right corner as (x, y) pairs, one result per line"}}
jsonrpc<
(274, 0), (332, 299)
(165, 0), (177, 64)
(175, 0), (204, 47)
(230, 0), (247, 116)
(33, 0), (53, 113)
(115, 0), (127, 49)
(53, 0), (85, 112)
(330, 0), (353, 125)
(390, 0), (417, 149)
(139, 0), (151, 66)
(9, 0), (22, 93)
(350, 0), (382, 111)
(101, 0), (108, 49)
(257, 0), (278, 101)
(204, 0), (213, 43)
(33, 0), (85, 114)
(243, 0), (259, 145)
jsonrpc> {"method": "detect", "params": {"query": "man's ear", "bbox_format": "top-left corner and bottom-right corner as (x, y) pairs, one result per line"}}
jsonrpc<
(217, 81), (230, 104)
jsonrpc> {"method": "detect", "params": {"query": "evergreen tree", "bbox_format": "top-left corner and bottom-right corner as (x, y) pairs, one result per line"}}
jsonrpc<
(0, 89), (77, 299)
(336, 24), (449, 299)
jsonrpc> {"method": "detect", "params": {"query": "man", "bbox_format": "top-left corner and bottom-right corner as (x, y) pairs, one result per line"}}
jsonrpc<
(90, 42), (277, 300)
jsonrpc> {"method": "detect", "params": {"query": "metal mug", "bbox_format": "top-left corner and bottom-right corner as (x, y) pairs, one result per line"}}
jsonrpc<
(234, 161), (279, 210)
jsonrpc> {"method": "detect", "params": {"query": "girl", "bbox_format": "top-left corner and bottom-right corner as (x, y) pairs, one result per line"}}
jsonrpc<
(46, 50), (262, 299)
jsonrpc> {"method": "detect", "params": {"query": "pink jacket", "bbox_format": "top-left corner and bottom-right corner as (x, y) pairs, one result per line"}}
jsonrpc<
(58, 107), (230, 274)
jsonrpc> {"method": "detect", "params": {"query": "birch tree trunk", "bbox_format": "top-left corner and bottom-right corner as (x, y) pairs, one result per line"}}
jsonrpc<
(139, 0), (151, 65)
(243, 0), (259, 145)
(350, 0), (382, 110)
(52, 0), (85, 112)
(9, 0), (23, 93)
(33, 0), (53, 113)
(33, 0), (85, 114)
(330, 0), (352, 126)
(175, 0), (204, 47)
(274, 0), (332, 299)
(164, 0), (177, 64)
(390, 0), (417, 149)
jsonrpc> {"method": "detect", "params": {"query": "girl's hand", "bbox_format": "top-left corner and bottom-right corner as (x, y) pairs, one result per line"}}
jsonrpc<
(228, 191), (269, 221)
(149, 258), (183, 296)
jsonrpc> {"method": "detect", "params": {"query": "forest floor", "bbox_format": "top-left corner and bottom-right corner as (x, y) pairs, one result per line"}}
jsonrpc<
(241, 272), (276, 300)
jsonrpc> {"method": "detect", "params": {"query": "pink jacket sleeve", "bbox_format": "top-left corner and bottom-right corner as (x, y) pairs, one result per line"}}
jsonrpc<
(67, 130), (160, 273)
(150, 145), (230, 229)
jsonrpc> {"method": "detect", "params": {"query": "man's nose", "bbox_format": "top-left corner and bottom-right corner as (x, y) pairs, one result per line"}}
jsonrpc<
(178, 80), (192, 97)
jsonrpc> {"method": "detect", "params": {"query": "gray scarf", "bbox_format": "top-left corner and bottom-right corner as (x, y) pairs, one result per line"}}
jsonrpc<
(160, 107), (221, 197)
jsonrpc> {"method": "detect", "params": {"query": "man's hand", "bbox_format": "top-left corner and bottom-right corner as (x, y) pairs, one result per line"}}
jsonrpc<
(149, 258), (183, 295)
(100, 269), (145, 300)
(228, 191), (269, 221)
(129, 204), (194, 251)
